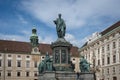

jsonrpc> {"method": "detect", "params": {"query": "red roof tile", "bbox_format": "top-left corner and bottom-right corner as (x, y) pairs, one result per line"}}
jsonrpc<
(0, 40), (32, 53)
(38, 43), (52, 55)
(0, 40), (79, 57)
(70, 46), (79, 57)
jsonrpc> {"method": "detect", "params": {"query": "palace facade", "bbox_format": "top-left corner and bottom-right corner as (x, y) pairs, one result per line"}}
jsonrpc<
(79, 21), (120, 80)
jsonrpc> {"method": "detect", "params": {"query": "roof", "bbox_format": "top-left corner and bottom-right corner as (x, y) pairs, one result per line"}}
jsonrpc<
(0, 40), (32, 53)
(0, 40), (79, 57)
(38, 43), (52, 55)
(81, 42), (88, 48)
(101, 21), (120, 35)
(70, 46), (79, 57)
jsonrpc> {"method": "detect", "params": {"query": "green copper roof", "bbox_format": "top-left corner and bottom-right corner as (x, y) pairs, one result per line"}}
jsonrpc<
(30, 27), (39, 47)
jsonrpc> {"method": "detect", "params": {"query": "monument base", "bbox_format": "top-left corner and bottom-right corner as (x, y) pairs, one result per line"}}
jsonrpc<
(38, 71), (57, 80)
(38, 71), (76, 80)
(55, 71), (76, 80)
(38, 72), (95, 80)
(79, 72), (95, 80)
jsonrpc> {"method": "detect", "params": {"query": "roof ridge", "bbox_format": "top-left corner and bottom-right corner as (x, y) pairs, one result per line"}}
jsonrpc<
(0, 39), (30, 43)
(100, 21), (120, 35)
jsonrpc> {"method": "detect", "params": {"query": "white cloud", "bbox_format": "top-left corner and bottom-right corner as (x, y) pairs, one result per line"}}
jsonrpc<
(65, 33), (94, 47)
(65, 33), (79, 46)
(21, 30), (31, 35)
(39, 36), (55, 44)
(0, 33), (29, 42)
(21, 0), (120, 29)
(79, 36), (90, 47)
(17, 14), (28, 24)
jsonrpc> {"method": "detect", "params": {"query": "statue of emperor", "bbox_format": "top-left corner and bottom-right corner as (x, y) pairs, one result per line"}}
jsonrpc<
(54, 14), (66, 38)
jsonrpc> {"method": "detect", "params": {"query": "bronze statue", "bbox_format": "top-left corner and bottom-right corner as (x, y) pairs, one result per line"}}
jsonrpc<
(79, 56), (90, 72)
(38, 52), (53, 73)
(54, 14), (66, 38)
(38, 60), (45, 73)
(44, 52), (53, 71)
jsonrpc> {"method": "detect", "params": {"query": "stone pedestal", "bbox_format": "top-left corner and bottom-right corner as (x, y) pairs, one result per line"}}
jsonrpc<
(38, 71), (77, 80)
(55, 71), (76, 80)
(79, 72), (95, 80)
(51, 38), (73, 71)
(38, 71), (96, 80)
(38, 71), (57, 80)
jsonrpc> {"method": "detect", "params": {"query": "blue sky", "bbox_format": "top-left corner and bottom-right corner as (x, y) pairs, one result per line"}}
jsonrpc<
(0, 0), (120, 47)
